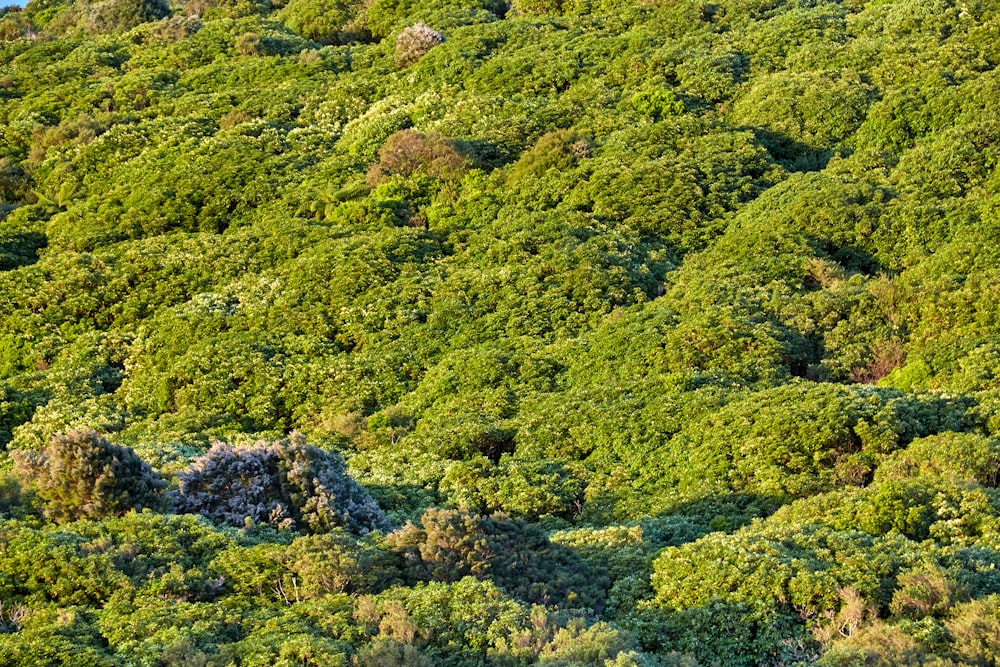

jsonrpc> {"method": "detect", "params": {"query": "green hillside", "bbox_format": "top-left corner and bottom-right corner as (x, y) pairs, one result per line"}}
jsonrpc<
(2, 0), (1000, 662)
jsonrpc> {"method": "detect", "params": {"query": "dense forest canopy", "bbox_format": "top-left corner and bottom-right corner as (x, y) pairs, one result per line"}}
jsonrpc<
(2, 0), (1000, 662)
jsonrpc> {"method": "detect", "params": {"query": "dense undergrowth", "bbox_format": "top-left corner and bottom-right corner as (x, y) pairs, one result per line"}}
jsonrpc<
(3, 0), (1000, 662)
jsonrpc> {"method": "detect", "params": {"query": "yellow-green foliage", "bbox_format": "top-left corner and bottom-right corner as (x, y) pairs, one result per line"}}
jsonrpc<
(2, 0), (1000, 662)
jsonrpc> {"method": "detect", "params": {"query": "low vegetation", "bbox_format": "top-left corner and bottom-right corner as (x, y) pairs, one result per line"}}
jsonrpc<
(2, 0), (1000, 662)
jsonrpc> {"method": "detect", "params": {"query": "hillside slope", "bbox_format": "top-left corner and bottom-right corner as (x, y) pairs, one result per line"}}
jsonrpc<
(3, 0), (1000, 663)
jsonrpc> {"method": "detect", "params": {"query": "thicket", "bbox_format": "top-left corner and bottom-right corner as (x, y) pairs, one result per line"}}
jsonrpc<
(12, 429), (165, 522)
(173, 435), (391, 534)
(2, 0), (1000, 661)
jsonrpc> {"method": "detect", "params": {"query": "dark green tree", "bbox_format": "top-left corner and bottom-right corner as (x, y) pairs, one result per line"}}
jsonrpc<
(12, 429), (165, 523)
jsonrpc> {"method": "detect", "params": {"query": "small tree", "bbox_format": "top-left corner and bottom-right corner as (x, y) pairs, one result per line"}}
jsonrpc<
(355, 639), (432, 667)
(387, 508), (608, 607)
(394, 23), (443, 68)
(278, 0), (368, 45)
(366, 129), (467, 187)
(233, 31), (263, 56)
(173, 434), (390, 534)
(13, 429), (165, 523)
(82, 0), (170, 33)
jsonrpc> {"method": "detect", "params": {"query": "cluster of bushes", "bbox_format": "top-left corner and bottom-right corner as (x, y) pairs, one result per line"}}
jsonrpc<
(10, 429), (388, 534)
(3, 0), (1000, 661)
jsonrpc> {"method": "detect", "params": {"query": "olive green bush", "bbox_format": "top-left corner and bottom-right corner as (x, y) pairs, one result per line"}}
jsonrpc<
(387, 507), (609, 607)
(12, 429), (165, 523)
(278, 0), (368, 44)
(81, 0), (169, 33)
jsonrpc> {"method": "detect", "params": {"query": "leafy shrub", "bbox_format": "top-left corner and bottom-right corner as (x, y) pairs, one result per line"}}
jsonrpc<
(729, 69), (875, 165)
(0, 605), (122, 663)
(354, 639), (432, 667)
(946, 596), (1000, 666)
(510, 0), (562, 15)
(81, 0), (169, 33)
(357, 577), (527, 662)
(536, 619), (637, 664)
(211, 531), (397, 602)
(173, 434), (390, 534)
(12, 429), (165, 523)
(233, 31), (262, 55)
(366, 129), (468, 186)
(281, 532), (398, 596)
(889, 564), (958, 619)
(358, 0), (503, 37)
(183, 0), (262, 19)
(394, 23), (443, 68)
(0, 470), (23, 518)
(387, 508), (608, 607)
(506, 129), (591, 184)
(874, 432), (1000, 487)
(628, 88), (685, 121)
(440, 456), (586, 520)
(0, 11), (35, 40)
(278, 0), (368, 44)
(143, 14), (201, 40)
(0, 382), (37, 446)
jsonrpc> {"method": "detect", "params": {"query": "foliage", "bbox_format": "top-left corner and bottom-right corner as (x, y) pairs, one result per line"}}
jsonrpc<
(2, 0), (1000, 661)
(366, 128), (468, 187)
(11, 429), (165, 523)
(278, 0), (368, 44)
(441, 455), (586, 520)
(386, 507), (609, 607)
(173, 435), (390, 534)
(82, 0), (170, 33)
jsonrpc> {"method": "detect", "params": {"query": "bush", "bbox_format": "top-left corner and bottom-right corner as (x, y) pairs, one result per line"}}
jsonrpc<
(388, 508), (608, 607)
(889, 564), (958, 619)
(366, 129), (468, 186)
(0, 470), (23, 517)
(12, 429), (165, 523)
(394, 23), (443, 68)
(82, 0), (169, 33)
(355, 639), (432, 667)
(874, 432), (1000, 488)
(173, 434), (390, 534)
(506, 129), (592, 183)
(278, 0), (368, 44)
(440, 456), (586, 521)
(0, 11), (35, 40)
(628, 89), (685, 121)
(510, 0), (562, 14)
(729, 69), (875, 166)
(183, 0), (261, 19)
(210, 530), (397, 602)
(946, 596), (1000, 665)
